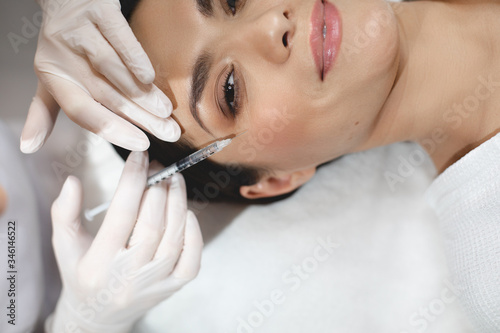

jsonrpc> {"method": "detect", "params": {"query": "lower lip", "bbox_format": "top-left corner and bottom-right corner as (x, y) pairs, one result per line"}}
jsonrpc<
(310, 0), (342, 80)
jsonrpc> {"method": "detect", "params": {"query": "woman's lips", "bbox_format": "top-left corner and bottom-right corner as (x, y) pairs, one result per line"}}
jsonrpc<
(310, 0), (342, 80)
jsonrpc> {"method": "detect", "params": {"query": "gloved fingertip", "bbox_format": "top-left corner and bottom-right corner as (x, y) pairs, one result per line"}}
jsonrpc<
(117, 132), (150, 152)
(163, 120), (181, 143)
(171, 123), (182, 142)
(59, 176), (79, 203)
(138, 67), (155, 85)
(150, 95), (170, 119)
(52, 176), (84, 245)
(148, 160), (164, 176)
(53, 176), (81, 219)
(129, 139), (150, 152)
(20, 131), (46, 154)
(171, 172), (184, 186)
(186, 210), (199, 228)
(158, 92), (173, 115)
(185, 210), (202, 240)
(149, 86), (173, 118)
(128, 150), (149, 167)
(153, 118), (181, 142)
(134, 53), (156, 84)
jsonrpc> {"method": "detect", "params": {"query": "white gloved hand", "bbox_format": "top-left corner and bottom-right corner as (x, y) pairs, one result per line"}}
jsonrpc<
(21, 0), (181, 154)
(46, 152), (202, 333)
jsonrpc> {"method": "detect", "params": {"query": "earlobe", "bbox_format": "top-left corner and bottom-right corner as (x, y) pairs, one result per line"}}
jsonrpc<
(239, 167), (316, 200)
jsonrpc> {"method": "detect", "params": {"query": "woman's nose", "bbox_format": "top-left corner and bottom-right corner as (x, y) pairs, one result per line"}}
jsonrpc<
(246, 7), (295, 64)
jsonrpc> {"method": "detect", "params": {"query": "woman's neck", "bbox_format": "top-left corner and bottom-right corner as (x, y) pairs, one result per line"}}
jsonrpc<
(365, 0), (500, 174)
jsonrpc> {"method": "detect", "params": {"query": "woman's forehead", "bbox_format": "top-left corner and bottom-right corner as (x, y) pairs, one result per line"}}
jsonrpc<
(131, 0), (217, 145)
(131, 0), (202, 78)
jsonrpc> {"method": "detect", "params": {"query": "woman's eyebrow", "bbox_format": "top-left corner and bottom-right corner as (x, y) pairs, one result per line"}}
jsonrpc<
(190, 50), (215, 137)
(196, 0), (214, 17)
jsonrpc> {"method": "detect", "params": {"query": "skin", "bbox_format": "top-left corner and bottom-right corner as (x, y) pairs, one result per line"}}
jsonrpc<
(130, 0), (500, 199)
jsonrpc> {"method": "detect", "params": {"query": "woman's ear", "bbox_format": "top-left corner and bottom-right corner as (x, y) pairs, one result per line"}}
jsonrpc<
(239, 167), (316, 200)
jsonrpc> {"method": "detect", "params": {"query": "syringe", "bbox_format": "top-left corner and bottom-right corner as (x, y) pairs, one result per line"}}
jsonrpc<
(84, 136), (237, 221)
(147, 138), (232, 186)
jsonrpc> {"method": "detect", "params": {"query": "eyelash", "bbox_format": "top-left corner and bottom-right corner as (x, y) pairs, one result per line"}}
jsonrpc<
(217, 0), (244, 118)
(220, 65), (241, 118)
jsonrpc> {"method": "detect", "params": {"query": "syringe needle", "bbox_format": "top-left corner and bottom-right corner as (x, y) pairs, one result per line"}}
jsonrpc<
(233, 130), (247, 139)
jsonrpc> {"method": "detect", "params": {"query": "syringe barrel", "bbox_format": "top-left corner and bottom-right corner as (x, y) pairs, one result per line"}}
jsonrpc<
(175, 141), (222, 171)
(147, 164), (178, 186)
(146, 140), (228, 187)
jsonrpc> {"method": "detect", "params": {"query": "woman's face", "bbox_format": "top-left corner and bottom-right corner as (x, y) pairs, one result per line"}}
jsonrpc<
(131, 0), (400, 174)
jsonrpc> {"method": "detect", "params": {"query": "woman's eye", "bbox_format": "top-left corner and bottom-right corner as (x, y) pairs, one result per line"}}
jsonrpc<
(223, 69), (239, 117)
(227, 0), (236, 14)
(217, 66), (240, 118)
(225, 0), (240, 15)
(225, 71), (235, 110)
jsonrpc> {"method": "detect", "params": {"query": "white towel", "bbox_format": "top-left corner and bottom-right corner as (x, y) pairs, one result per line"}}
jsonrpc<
(425, 132), (500, 333)
(118, 141), (474, 333)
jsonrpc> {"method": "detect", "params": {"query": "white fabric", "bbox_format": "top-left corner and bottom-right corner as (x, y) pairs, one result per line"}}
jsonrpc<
(88, 141), (471, 333)
(425, 133), (500, 332)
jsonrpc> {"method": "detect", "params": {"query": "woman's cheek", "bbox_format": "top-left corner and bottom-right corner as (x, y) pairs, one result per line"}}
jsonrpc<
(244, 105), (304, 161)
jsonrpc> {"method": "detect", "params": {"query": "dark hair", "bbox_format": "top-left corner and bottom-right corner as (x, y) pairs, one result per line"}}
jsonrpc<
(120, 0), (141, 21)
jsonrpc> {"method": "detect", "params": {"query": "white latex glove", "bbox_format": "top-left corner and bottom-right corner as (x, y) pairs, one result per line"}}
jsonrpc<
(21, 0), (181, 154)
(46, 151), (203, 333)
